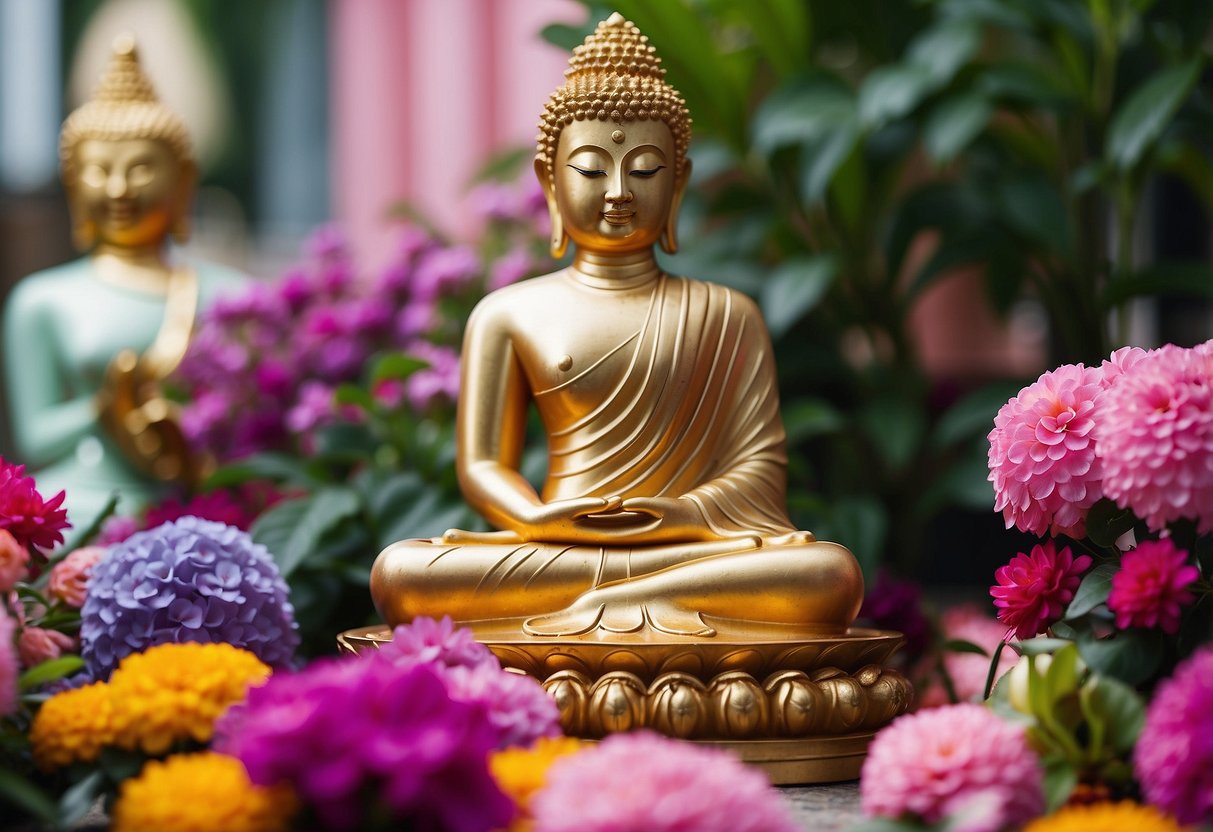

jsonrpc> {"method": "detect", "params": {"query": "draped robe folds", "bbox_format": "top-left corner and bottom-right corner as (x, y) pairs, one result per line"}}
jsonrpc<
(538, 275), (795, 537)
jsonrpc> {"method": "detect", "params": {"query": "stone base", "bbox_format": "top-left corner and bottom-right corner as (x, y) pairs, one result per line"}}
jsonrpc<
(338, 626), (911, 784)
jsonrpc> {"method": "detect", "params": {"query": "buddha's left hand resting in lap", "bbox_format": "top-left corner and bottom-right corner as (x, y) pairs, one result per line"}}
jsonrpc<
(371, 14), (863, 639)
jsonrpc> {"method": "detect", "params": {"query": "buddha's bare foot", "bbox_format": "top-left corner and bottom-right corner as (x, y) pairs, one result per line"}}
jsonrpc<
(523, 592), (715, 638)
(767, 530), (815, 545)
(440, 528), (523, 544)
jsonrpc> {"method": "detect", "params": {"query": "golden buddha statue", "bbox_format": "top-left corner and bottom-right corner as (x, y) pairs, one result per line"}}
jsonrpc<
(2, 36), (243, 530)
(359, 14), (909, 781)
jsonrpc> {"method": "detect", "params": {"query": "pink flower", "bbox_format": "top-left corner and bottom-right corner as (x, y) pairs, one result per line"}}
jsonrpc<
(861, 703), (1044, 827)
(48, 546), (105, 608)
(0, 606), (17, 716)
(1096, 341), (1213, 534)
(96, 515), (140, 546)
(917, 605), (1018, 709)
(0, 458), (70, 556)
(988, 364), (1105, 536)
(990, 541), (1092, 640)
(17, 626), (74, 668)
(0, 529), (30, 593)
(1107, 539), (1199, 634)
(531, 731), (798, 832)
(1134, 646), (1213, 824)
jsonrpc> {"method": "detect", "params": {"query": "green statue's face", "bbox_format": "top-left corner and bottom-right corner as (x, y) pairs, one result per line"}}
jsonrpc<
(72, 138), (184, 249)
(553, 118), (678, 253)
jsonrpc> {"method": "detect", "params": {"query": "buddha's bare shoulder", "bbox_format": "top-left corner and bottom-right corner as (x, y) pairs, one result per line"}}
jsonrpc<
(466, 270), (575, 328)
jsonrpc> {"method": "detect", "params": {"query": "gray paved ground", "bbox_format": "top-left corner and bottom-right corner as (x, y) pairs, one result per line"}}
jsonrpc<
(783, 782), (863, 830)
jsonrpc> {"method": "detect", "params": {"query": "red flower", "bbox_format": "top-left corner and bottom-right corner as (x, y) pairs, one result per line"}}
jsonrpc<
(1108, 539), (1199, 634)
(990, 541), (1092, 640)
(0, 458), (70, 557)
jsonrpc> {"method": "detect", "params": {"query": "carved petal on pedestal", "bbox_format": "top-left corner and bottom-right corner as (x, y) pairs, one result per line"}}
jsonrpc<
(589, 671), (647, 736)
(817, 675), (865, 732)
(544, 670), (592, 735)
(708, 671), (770, 738)
(765, 670), (824, 737)
(648, 673), (707, 738)
(862, 670), (914, 728)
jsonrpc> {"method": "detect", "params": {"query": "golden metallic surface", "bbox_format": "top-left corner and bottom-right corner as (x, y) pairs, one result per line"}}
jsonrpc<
(364, 14), (905, 780)
(66, 37), (207, 489)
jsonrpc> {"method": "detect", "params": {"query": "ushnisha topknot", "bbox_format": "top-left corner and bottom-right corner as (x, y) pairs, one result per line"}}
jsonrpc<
(59, 34), (193, 182)
(536, 12), (691, 178)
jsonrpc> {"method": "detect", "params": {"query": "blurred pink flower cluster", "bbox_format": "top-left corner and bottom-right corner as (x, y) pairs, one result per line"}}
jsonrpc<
(988, 342), (1212, 537)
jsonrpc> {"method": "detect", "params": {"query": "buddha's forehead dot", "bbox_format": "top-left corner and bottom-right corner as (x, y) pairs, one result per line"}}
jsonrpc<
(611, 129), (626, 144)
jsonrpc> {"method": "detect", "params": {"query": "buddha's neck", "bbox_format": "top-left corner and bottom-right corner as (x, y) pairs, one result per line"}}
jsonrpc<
(570, 249), (660, 290)
(91, 243), (174, 294)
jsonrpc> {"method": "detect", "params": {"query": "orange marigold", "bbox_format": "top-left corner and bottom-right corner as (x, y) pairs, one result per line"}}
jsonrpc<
(491, 736), (586, 831)
(108, 642), (270, 755)
(1024, 801), (1183, 832)
(29, 681), (115, 771)
(112, 752), (296, 832)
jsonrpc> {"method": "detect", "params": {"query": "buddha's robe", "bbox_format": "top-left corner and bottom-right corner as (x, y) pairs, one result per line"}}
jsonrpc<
(372, 276), (862, 633)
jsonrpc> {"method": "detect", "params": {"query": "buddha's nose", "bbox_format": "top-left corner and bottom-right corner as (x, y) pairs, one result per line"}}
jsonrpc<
(605, 189), (633, 204)
(106, 170), (129, 199)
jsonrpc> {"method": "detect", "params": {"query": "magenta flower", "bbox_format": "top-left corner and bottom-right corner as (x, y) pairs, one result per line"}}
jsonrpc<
(860, 572), (932, 659)
(216, 655), (514, 832)
(990, 541), (1092, 640)
(531, 731), (799, 832)
(0, 606), (17, 717)
(380, 616), (495, 670)
(0, 458), (70, 556)
(1107, 539), (1199, 634)
(861, 704), (1043, 828)
(1097, 341), (1213, 534)
(988, 364), (1105, 536)
(1134, 647), (1213, 824)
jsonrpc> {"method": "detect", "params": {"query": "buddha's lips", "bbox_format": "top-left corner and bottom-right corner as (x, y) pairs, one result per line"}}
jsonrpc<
(602, 210), (634, 225)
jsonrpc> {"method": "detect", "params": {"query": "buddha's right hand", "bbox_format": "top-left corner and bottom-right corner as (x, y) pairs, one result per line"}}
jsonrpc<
(518, 496), (626, 540)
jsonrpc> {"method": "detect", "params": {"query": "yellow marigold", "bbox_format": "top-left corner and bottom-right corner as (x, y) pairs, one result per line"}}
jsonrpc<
(108, 642), (270, 755)
(29, 682), (115, 771)
(1024, 801), (1184, 832)
(491, 736), (586, 831)
(112, 752), (296, 832)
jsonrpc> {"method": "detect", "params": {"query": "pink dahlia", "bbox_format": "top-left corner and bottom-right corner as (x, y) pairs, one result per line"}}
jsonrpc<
(861, 703), (1044, 828)
(47, 546), (105, 608)
(0, 529), (30, 593)
(531, 732), (798, 832)
(1107, 539), (1199, 634)
(1134, 647), (1213, 824)
(17, 626), (74, 668)
(0, 459), (70, 556)
(990, 541), (1092, 640)
(988, 364), (1105, 536)
(917, 605), (1018, 709)
(0, 606), (16, 717)
(1097, 342), (1213, 534)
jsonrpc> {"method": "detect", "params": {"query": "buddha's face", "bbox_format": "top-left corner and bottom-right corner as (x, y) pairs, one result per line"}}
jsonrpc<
(70, 138), (188, 249)
(549, 118), (679, 253)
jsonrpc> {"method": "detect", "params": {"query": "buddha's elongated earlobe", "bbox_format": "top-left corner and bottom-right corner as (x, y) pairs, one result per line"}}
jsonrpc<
(535, 157), (567, 258)
(171, 159), (198, 245)
(660, 157), (691, 255)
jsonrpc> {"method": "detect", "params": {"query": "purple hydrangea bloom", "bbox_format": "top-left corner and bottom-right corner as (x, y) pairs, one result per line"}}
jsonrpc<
(1135, 646), (1213, 824)
(215, 654), (514, 832)
(80, 517), (299, 679)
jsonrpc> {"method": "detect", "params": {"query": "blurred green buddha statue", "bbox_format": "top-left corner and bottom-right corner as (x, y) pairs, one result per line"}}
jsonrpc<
(2, 36), (243, 530)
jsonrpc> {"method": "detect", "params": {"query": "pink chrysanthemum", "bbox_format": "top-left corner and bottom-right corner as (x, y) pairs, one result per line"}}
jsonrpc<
(531, 732), (798, 832)
(1107, 539), (1199, 634)
(917, 605), (1018, 709)
(1134, 647), (1213, 824)
(0, 458), (70, 556)
(48, 546), (105, 609)
(1097, 342), (1213, 534)
(0, 605), (16, 717)
(990, 541), (1092, 641)
(861, 704), (1044, 828)
(0, 529), (30, 593)
(988, 364), (1105, 536)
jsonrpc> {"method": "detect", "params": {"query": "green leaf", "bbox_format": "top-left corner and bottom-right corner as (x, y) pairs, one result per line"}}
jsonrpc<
(1102, 262), (1213, 306)
(364, 471), (425, 527)
(1085, 497), (1137, 548)
(18, 656), (84, 691)
(800, 122), (860, 203)
(847, 819), (924, 832)
(1066, 563), (1118, 619)
(1107, 57), (1203, 170)
(1077, 629), (1164, 686)
(1042, 643), (1081, 704)
(752, 76), (855, 153)
(379, 490), (470, 544)
(334, 384), (375, 411)
(858, 63), (936, 129)
(252, 489), (362, 578)
(924, 92), (992, 163)
(371, 353), (430, 385)
(311, 423), (381, 463)
(541, 22), (593, 51)
(56, 770), (105, 829)
(206, 453), (314, 489)
(1080, 674), (1145, 754)
(826, 497), (888, 578)
(1042, 757), (1079, 812)
(760, 255), (840, 338)
(977, 63), (1074, 108)
(859, 396), (927, 473)
(906, 19), (982, 84)
(0, 768), (57, 822)
(1017, 637), (1074, 656)
(996, 176), (1070, 254)
(782, 398), (845, 444)
(944, 639), (989, 657)
(931, 381), (1023, 448)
